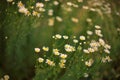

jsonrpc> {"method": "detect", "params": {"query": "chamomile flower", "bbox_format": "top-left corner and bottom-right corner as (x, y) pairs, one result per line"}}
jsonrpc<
(99, 38), (105, 46)
(42, 46), (49, 51)
(53, 49), (59, 52)
(60, 59), (66, 63)
(85, 59), (94, 67)
(80, 36), (86, 40)
(95, 25), (101, 29)
(60, 54), (67, 59)
(95, 30), (103, 37)
(36, 2), (44, 8)
(53, 49), (60, 55)
(38, 58), (44, 63)
(56, 16), (63, 22)
(64, 44), (75, 52)
(104, 44), (111, 49)
(18, 7), (30, 15)
(87, 30), (93, 35)
(73, 39), (78, 43)
(54, 34), (62, 39)
(17, 1), (24, 8)
(32, 11), (40, 17)
(83, 49), (90, 54)
(35, 48), (40, 53)
(105, 56), (112, 62)
(53, 1), (59, 6)
(59, 63), (65, 68)
(88, 48), (95, 53)
(104, 49), (110, 54)
(55, 52), (60, 56)
(102, 56), (112, 63)
(63, 35), (69, 39)
(46, 59), (55, 66)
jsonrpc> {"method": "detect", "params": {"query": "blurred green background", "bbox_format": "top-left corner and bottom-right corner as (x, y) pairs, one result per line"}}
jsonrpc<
(0, 0), (120, 80)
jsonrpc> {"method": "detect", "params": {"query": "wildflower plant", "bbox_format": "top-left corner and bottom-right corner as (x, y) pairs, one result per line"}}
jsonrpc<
(4, 0), (116, 80)
(34, 27), (112, 80)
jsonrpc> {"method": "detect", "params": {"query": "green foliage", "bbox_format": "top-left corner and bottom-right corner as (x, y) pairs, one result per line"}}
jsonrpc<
(0, 0), (120, 80)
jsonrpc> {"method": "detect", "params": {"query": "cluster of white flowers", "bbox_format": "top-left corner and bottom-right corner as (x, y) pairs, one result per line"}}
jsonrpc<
(31, 2), (45, 17)
(27, 0), (112, 71)
(32, 11), (40, 17)
(17, 1), (31, 16)
(38, 57), (55, 67)
(95, 25), (103, 37)
(85, 59), (94, 67)
(95, 0), (111, 14)
(35, 46), (68, 68)
(60, 54), (67, 59)
(53, 34), (69, 40)
(59, 59), (66, 68)
(36, 2), (44, 8)
(83, 40), (99, 53)
(83, 39), (111, 54)
(53, 48), (60, 56)
(53, 34), (62, 39)
(99, 38), (111, 54)
(82, 24), (111, 57)
(52, 49), (67, 68)
(35, 46), (49, 53)
(34, 34), (86, 68)
(82, 24), (111, 66)
(46, 59), (55, 66)
(66, 2), (79, 8)
(64, 44), (76, 52)
(102, 56), (112, 63)
(6, 0), (113, 78)
(7, 0), (47, 17)
(35, 27), (112, 69)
